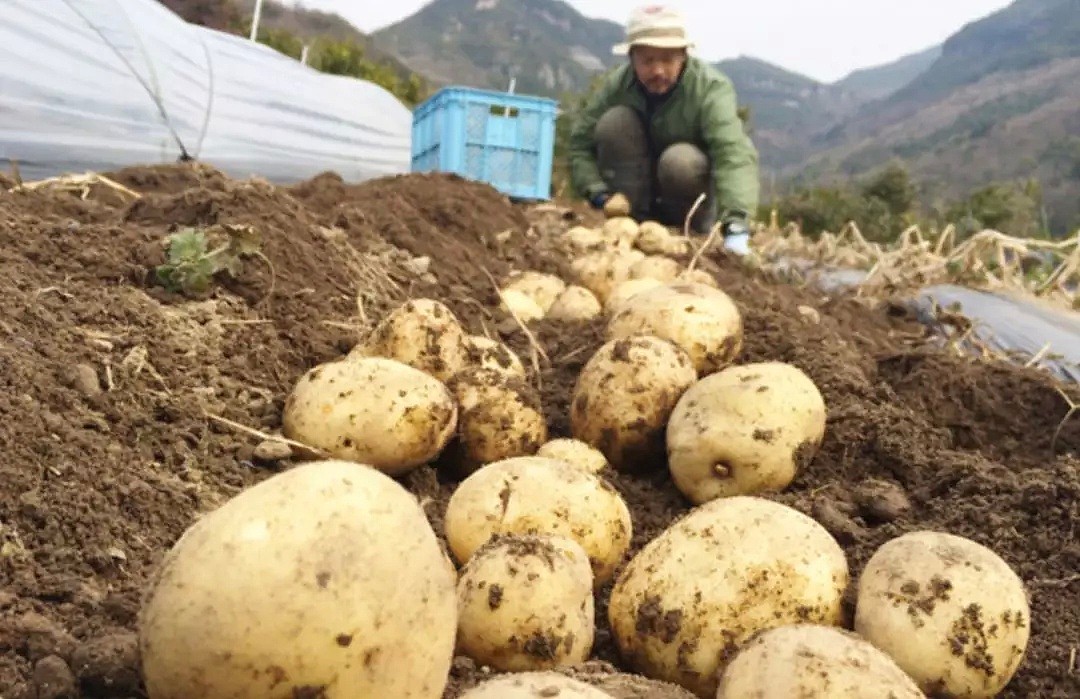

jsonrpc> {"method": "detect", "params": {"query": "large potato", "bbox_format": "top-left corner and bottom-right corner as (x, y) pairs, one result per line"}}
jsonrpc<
(572, 249), (645, 304)
(667, 361), (827, 504)
(608, 496), (849, 698)
(460, 672), (611, 698)
(463, 335), (526, 378)
(444, 456), (632, 586)
(604, 278), (665, 315)
(716, 624), (924, 698)
(606, 281), (742, 376)
(537, 438), (609, 474)
(457, 534), (594, 672)
(283, 356), (457, 476)
(501, 271), (567, 313)
(629, 255), (682, 283)
(854, 531), (1031, 698)
(356, 298), (467, 381)
(570, 336), (696, 472)
(138, 460), (458, 699)
(547, 285), (603, 322)
(445, 368), (547, 474)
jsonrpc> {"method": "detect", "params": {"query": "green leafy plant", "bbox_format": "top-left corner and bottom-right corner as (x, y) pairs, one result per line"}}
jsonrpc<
(155, 224), (263, 294)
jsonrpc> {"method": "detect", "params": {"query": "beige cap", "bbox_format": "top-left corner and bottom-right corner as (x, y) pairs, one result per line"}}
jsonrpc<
(612, 4), (695, 55)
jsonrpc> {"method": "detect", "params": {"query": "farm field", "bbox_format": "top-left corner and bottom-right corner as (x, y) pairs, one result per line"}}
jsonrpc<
(0, 163), (1077, 698)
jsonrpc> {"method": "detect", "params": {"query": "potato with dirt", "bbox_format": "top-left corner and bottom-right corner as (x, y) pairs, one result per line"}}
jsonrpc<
(353, 298), (468, 381)
(456, 534), (594, 672)
(606, 281), (742, 376)
(138, 460), (458, 699)
(570, 336), (697, 472)
(854, 531), (1031, 698)
(463, 335), (526, 378)
(500, 270), (567, 313)
(499, 288), (546, 323)
(607, 496), (849, 698)
(282, 356), (457, 476)
(563, 225), (608, 252)
(636, 220), (689, 256)
(604, 277), (665, 314)
(602, 216), (640, 248)
(444, 368), (547, 474)
(666, 361), (827, 504)
(547, 284), (603, 321)
(537, 438), (609, 474)
(571, 248), (646, 304)
(715, 624), (925, 698)
(444, 455), (633, 586)
(460, 672), (612, 698)
(629, 255), (683, 283)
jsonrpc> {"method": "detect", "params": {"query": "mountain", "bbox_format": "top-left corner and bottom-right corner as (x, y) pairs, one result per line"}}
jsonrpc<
(798, 0), (1080, 232)
(370, 0), (624, 97)
(834, 45), (942, 101)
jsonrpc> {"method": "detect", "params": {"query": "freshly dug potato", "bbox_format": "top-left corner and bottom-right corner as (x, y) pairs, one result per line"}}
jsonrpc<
(608, 496), (849, 698)
(716, 624), (924, 698)
(676, 268), (718, 287)
(602, 216), (640, 248)
(557, 661), (698, 698)
(444, 456), (633, 586)
(570, 336), (696, 472)
(499, 288), (545, 323)
(606, 281), (742, 376)
(571, 248), (645, 304)
(501, 270), (567, 313)
(629, 255), (683, 283)
(603, 192), (632, 218)
(636, 220), (676, 254)
(356, 298), (467, 381)
(445, 368), (547, 474)
(460, 672), (612, 698)
(604, 277), (665, 314)
(547, 285), (603, 322)
(463, 335), (526, 378)
(854, 531), (1031, 698)
(564, 225), (608, 252)
(283, 356), (457, 476)
(537, 438), (609, 474)
(457, 534), (594, 672)
(666, 361), (827, 504)
(138, 460), (458, 699)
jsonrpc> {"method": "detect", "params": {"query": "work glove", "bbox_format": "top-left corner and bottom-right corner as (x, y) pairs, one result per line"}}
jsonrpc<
(589, 191), (611, 210)
(720, 211), (750, 239)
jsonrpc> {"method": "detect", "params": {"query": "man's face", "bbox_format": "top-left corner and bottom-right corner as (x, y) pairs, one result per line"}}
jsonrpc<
(631, 45), (687, 95)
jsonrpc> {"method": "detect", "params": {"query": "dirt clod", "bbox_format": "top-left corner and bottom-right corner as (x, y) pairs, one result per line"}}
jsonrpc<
(0, 164), (1077, 699)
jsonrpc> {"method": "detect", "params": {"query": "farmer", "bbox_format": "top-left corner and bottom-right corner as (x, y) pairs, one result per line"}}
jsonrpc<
(567, 4), (760, 240)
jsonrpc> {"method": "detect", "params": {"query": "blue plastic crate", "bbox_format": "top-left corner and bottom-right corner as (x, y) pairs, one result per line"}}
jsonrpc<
(410, 86), (558, 201)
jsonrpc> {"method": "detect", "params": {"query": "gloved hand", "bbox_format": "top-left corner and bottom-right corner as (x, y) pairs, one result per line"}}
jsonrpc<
(589, 191), (611, 210)
(720, 212), (750, 239)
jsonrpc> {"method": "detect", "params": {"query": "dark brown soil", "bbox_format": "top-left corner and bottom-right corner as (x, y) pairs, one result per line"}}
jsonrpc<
(1, 164), (1077, 699)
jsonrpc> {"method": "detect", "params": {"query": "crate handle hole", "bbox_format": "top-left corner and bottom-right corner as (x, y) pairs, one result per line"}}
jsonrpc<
(489, 105), (520, 118)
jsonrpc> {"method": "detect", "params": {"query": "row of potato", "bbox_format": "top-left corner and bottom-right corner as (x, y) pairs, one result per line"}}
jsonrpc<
(133, 218), (1032, 699)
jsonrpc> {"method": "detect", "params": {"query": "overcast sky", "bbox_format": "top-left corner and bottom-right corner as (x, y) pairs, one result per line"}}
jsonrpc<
(288, 0), (1014, 83)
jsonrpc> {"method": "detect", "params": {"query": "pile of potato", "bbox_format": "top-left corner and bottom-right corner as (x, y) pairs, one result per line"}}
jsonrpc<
(134, 215), (1033, 699)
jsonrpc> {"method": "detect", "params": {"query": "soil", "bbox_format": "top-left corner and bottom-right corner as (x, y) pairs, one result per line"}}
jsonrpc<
(2, 163), (1078, 699)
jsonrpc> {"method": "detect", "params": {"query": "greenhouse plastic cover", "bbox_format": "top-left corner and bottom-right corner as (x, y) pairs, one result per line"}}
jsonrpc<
(0, 0), (412, 184)
(778, 258), (1080, 383)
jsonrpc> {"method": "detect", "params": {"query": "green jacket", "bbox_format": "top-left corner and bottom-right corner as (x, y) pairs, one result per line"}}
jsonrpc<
(568, 56), (760, 219)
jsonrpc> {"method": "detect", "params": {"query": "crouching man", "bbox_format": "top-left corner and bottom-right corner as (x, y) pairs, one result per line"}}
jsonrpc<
(568, 4), (760, 242)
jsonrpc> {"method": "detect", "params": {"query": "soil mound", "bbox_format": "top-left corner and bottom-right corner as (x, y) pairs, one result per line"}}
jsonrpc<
(1, 164), (1077, 699)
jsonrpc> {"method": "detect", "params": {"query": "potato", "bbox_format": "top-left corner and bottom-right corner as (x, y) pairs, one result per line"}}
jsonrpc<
(463, 335), (526, 378)
(283, 356), (457, 476)
(854, 531), (1031, 698)
(716, 624), (924, 698)
(138, 460), (458, 699)
(603, 192), (632, 218)
(606, 281), (742, 376)
(457, 534), (594, 672)
(445, 368), (547, 474)
(500, 288), (546, 323)
(676, 268), (718, 287)
(547, 285), (603, 322)
(536, 438), (609, 474)
(602, 216), (640, 248)
(557, 662), (698, 698)
(564, 225), (608, 252)
(356, 298), (467, 381)
(444, 456), (632, 586)
(570, 336), (696, 472)
(501, 271), (567, 313)
(571, 249), (645, 304)
(604, 277), (665, 314)
(460, 672), (612, 698)
(636, 220), (676, 254)
(608, 496), (849, 698)
(629, 255), (683, 283)
(667, 361), (827, 504)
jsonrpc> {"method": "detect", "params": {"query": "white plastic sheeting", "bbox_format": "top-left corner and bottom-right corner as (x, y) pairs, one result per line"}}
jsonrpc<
(0, 0), (412, 183)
